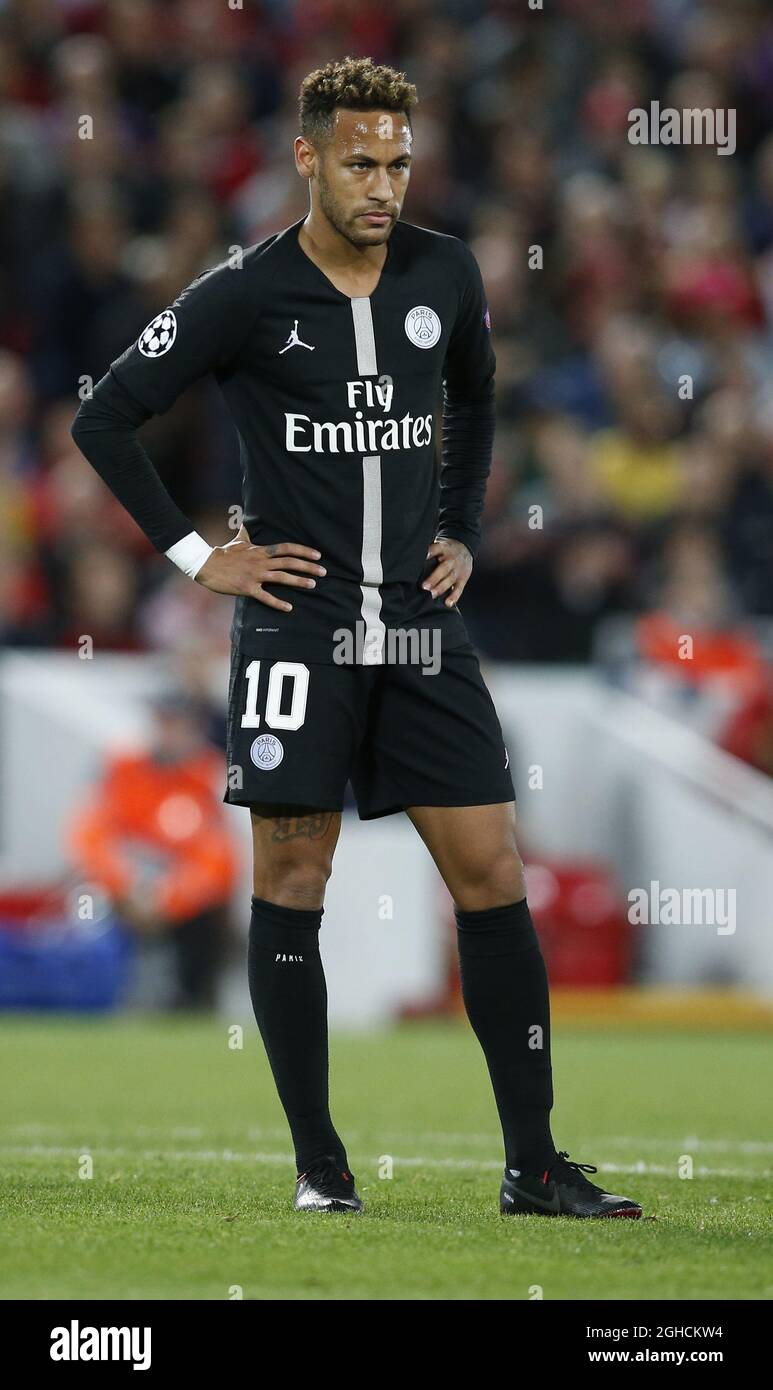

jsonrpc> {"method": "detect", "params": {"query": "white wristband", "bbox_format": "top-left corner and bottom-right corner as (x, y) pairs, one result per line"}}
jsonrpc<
(165, 531), (214, 579)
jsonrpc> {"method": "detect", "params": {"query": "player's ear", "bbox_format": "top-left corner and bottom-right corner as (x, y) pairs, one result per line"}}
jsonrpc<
(294, 135), (315, 179)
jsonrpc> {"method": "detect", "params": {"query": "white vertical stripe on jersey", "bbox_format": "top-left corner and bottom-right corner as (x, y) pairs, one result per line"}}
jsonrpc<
(350, 296), (386, 664)
(350, 297), (378, 376)
(360, 455), (384, 663)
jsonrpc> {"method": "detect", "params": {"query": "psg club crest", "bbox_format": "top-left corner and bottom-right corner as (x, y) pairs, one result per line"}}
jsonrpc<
(138, 310), (177, 358)
(250, 734), (284, 771)
(404, 305), (441, 349)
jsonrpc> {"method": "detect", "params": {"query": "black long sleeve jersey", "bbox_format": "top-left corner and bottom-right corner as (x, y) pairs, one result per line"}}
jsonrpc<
(72, 215), (497, 664)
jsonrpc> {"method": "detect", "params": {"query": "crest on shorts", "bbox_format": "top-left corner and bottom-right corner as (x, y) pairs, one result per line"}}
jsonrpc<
(138, 310), (177, 358)
(404, 305), (441, 349)
(250, 734), (284, 770)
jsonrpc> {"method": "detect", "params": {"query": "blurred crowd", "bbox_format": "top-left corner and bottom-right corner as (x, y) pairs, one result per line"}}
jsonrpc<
(2, 0), (773, 767)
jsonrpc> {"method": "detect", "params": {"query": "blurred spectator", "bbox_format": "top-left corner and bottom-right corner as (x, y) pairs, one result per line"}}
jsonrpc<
(67, 690), (241, 1009)
(630, 521), (771, 738)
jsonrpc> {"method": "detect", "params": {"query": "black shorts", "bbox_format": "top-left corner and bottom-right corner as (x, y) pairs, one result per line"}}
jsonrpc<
(223, 641), (515, 820)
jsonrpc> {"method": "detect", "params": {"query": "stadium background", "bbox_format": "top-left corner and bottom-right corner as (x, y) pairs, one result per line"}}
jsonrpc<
(0, 0), (771, 1302)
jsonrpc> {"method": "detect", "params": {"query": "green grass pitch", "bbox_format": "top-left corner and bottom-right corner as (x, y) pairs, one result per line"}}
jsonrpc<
(0, 1016), (770, 1300)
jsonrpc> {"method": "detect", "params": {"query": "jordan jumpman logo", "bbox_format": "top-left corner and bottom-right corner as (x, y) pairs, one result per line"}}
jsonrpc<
(279, 320), (315, 354)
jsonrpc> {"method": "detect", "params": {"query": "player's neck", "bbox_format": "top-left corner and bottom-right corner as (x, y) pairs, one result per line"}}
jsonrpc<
(298, 213), (388, 295)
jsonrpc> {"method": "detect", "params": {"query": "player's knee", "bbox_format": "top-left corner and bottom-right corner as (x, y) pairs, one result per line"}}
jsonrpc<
(255, 859), (332, 911)
(453, 847), (526, 912)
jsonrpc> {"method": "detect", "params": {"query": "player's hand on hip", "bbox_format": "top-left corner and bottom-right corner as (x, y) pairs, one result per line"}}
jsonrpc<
(195, 527), (325, 612)
(422, 537), (472, 607)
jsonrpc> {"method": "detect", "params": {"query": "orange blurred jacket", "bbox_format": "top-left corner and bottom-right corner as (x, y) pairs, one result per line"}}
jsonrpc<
(636, 613), (767, 694)
(68, 750), (240, 923)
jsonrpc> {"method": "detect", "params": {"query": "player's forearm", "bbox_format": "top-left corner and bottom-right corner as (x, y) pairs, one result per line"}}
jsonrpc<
(435, 383), (496, 560)
(70, 371), (211, 575)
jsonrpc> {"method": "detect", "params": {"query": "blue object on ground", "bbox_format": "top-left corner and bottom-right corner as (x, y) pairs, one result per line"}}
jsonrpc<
(0, 915), (133, 1011)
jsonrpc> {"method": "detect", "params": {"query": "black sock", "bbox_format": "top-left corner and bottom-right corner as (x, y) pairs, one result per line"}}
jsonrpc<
(455, 898), (556, 1173)
(247, 896), (347, 1175)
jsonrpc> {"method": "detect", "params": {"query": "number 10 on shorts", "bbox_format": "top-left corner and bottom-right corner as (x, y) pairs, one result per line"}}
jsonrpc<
(240, 659), (310, 730)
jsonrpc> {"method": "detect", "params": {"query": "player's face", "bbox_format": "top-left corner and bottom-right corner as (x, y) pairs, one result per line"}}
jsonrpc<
(314, 108), (412, 246)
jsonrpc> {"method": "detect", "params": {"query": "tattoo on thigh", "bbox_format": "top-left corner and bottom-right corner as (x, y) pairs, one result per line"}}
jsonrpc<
(250, 811), (332, 839)
(269, 812), (333, 842)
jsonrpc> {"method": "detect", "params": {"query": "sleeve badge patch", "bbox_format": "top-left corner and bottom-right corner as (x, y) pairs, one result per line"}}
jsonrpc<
(138, 310), (177, 358)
